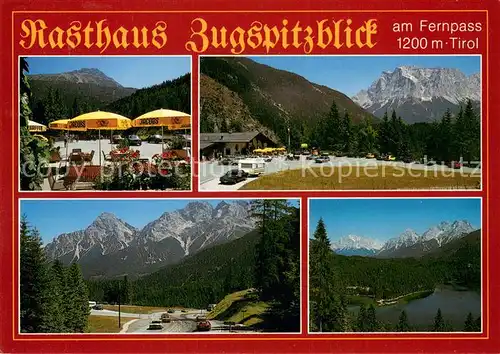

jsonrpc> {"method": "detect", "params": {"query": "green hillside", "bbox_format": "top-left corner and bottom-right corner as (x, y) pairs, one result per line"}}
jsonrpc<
(105, 73), (191, 117)
(327, 229), (481, 300)
(200, 57), (375, 144)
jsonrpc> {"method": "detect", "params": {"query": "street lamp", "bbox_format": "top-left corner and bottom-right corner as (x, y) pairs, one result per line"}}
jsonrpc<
(287, 127), (291, 152)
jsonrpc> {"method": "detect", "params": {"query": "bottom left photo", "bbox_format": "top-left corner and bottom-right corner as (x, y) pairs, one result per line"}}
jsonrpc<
(19, 198), (301, 334)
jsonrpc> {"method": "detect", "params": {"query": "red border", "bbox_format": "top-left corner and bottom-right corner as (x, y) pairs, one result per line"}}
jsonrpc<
(1, 0), (499, 352)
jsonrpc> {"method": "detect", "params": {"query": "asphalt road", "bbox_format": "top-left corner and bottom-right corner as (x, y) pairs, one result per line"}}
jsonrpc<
(199, 156), (481, 191)
(114, 309), (227, 334)
(90, 308), (259, 334)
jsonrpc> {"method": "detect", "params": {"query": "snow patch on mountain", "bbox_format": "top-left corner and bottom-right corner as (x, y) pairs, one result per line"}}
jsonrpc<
(352, 66), (480, 123)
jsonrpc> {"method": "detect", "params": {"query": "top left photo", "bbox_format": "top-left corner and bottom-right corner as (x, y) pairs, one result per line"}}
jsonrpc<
(18, 56), (192, 191)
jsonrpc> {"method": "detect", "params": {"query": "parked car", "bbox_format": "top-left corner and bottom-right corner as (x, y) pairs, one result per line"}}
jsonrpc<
(196, 315), (208, 322)
(167, 309), (175, 313)
(147, 134), (164, 144)
(220, 169), (248, 185)
(306, 155), (316, 160)
(365, 153), (375, 159)
(160, 313), (171, 323)
(315, 156), (329, 163)
(264, 157), (273, 162)
(196, 320), (211, 331)
(238, 158), (265, 176)
(92, 304), (103, 310)
(128, 135), (142, 146)
(181, 309), (187, 313)
(147, 321), (163, 330)
(385, 154), (396, 161)
(111, 135), (124, 144)
(219, 158), (231, 165)
(427, 160), (436, 166)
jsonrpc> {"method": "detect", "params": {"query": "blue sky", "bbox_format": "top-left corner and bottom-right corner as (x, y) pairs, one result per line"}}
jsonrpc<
(26, 56), (191, 89)
(251, 56), (480, 96)
(21, 199), (298, 244)
(309, 198), (481, 242)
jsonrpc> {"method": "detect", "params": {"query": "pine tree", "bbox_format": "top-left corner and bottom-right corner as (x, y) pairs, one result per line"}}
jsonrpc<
(325, 100), (343, 151)
(356, 303), (366, 332)
(396, 310), (410, 332)
(438, 109), (453, 162)
(453, 106), (465, 160)
(342, 110), (352, 153)
(365, 304), (379, 332)
(462, 99), (480, 162)
(464, 312), (475, 332)
(220, 118), (229, 133)
(433, 308), (445, 331)
(20, 217), (49, 332)
(389, 110), (399, 154)
(40, 261), (66, 333)
(474, 316), (482, 332)
(66, 263), (89, 332)
(357, 117), (377, 153)
(309, 218), (338, 332)
(334, 294), (350, 331)
(71, 97), (82, 117)
(378, 111), (391, 154)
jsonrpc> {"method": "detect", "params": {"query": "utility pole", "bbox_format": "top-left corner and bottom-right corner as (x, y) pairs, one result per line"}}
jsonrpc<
(287, 126), (291, 152)
(118, 280), (121, 329)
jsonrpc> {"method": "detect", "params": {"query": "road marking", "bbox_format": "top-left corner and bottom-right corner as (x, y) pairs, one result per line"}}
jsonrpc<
(120, 319), (140, 333)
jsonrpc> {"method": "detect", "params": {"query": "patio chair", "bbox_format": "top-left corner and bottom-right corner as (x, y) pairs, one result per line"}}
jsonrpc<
(49, 148), (62, 163)
(72, 148), (82, 154)
(84, 150), (95, 163)
(47, 172), (66, 191)
(69, 153), (83, 164)
(102, 150), (112, 162)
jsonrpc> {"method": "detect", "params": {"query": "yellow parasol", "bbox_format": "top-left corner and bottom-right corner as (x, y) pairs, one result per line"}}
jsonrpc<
(133, 109), (191, 152)
(49, 119), (71, 162)
(33, 134), (48, 142)
(28, 120), (47, 132)
(49, 119), (69, 130)
(69, 111), (132, 165)
(69, 111), (132, 131)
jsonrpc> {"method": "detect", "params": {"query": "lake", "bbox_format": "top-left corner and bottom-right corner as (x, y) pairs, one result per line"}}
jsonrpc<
(349, 286), (481, 330)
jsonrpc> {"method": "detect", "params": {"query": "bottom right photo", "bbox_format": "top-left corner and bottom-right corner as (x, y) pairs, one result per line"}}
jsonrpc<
(308, 198), (482, 333)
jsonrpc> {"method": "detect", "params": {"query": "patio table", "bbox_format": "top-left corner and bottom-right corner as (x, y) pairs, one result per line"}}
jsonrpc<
(63, 165), (102, 189)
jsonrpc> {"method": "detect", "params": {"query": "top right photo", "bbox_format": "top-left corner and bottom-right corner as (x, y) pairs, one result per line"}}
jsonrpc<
(199, 55), (481, 191)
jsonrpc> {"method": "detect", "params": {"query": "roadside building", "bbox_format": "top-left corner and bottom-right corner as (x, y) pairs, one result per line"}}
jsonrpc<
(200, 131), (277, 159)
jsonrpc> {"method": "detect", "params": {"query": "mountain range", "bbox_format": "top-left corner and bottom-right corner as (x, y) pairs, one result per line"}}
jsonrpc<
(352, 66), (480, 123)
(28, 66), (190, 126)
(30, 68), (125, 88)
(44, 201), (255, 278)
(200, 57), (374, 143)
(29, 68), (137, 109)
(331, 220), (477, 258)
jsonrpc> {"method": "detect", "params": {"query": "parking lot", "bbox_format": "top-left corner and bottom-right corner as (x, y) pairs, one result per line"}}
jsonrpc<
(199, 155), (481, 191)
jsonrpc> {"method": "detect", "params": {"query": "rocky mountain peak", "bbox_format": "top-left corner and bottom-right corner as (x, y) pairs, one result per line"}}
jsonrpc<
(73, 68), (107, 76)
(29, 67), (123, 88)
(44, 201), (259, 277)
(352, 65), (480, 123)
(331, 234), (383, 251)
